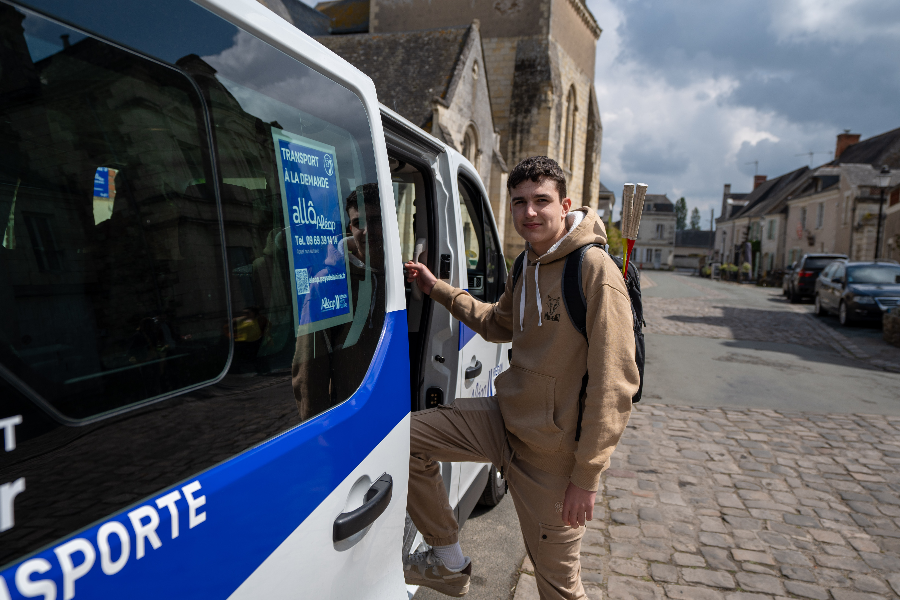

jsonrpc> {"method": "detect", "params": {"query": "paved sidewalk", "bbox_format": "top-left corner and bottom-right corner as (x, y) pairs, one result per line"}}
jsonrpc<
(513, 404), (900, 600)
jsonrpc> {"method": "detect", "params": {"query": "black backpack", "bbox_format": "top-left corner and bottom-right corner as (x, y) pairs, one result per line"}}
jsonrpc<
(512, 244), (645, 441)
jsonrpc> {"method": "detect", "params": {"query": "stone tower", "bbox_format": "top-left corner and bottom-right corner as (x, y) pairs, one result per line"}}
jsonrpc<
(368, 0), (604, 252)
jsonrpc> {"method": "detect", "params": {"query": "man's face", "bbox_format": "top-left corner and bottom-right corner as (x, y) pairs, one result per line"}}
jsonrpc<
(509, 177), (571, 252)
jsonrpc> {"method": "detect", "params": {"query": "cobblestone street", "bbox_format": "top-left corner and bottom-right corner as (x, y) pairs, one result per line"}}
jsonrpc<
(512, 272), (900, 600)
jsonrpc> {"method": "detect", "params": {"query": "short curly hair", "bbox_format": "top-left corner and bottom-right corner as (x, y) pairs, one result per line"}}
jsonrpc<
(507, 156), (567, 200)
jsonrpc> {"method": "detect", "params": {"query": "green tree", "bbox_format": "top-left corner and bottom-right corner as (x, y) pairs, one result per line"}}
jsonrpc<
(690, 207), (701, 230)
(675, 197), (687, 231)
(605, 222), (625, 258)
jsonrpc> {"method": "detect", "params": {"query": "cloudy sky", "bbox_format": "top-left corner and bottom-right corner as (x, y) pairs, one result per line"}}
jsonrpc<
(298, 0), (899, 225)
(585, 0), (900, 225)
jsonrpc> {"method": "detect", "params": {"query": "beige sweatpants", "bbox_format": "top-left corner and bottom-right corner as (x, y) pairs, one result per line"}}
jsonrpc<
(408, 397), (587, 600)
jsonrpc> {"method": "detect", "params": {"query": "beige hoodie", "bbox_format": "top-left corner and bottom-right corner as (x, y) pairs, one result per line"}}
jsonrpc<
(431, 207), (639, 491)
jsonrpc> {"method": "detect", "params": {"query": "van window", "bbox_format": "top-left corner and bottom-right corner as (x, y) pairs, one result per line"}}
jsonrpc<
(189, 30), (385, 422)
(0, 7), (228, 420)
(458, 177), (501, 302)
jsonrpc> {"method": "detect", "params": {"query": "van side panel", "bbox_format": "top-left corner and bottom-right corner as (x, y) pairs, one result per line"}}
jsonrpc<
(0, 313), (409, 599)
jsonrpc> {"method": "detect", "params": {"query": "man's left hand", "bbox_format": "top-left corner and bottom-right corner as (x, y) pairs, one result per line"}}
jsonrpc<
(562, 482), (596, 528)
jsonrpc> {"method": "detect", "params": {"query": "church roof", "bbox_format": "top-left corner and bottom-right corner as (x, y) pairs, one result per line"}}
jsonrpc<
(317, 25), (474, 129)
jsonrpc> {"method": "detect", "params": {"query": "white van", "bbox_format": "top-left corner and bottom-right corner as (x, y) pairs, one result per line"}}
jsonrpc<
(0, 0), (510, 597)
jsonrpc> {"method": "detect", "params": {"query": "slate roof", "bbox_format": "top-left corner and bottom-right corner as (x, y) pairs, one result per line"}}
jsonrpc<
(676, 230), (714, 248)
(834, 163), (900, 189)
(598, 181), (612, 194)
(644, 194), (674, 212)
(730, 166), (810, 220)
(835, 127), (900, 169)
(317, 26), (473, 128)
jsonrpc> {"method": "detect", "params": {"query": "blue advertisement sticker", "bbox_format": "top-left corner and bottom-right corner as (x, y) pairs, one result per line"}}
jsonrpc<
(272, 130), (353, 336)
(93, 167), (110, 198)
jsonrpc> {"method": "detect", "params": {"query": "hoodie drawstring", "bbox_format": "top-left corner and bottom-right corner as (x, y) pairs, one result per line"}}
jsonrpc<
(517, 209), (586, 331)
(519, 271), (526, 331)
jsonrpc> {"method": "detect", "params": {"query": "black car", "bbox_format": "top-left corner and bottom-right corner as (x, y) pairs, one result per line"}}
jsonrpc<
(814, 260), (900, 325)
(787, 253), (848, 302)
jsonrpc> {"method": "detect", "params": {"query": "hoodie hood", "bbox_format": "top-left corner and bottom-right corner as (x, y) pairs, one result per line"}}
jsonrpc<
(526, 207), (608, 265)
(519, 208), (608, 331)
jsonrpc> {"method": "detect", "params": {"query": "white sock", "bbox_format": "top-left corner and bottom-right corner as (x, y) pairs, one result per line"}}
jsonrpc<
(432, 542), (466, 571)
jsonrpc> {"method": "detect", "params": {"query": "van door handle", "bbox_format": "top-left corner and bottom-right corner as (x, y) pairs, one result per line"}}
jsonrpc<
(333, 474), (393, 542)
(465, 361), (482, 379)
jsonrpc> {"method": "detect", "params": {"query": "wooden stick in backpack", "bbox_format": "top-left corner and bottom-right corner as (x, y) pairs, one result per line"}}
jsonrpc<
(620, 183), (648, 281)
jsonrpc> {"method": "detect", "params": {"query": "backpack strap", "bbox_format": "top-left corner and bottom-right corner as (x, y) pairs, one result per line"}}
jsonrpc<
(562, 244), (601, 342)
(511, 249), (527, 290)
(562, 243), (602, 442)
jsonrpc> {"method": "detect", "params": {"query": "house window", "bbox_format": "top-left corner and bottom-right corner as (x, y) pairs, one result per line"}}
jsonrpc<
(645, 248), (653, 262)
(767, 219), (776, 240)
(562, 86), (578, 169)
(655, 223), (664, 239)
(816, 203), (824, 229)
(800, 207), (807, 229)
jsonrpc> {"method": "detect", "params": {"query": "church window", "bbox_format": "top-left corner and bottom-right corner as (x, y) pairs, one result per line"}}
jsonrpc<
(562, 86), (578, 170)
(462, 125), (478, 165)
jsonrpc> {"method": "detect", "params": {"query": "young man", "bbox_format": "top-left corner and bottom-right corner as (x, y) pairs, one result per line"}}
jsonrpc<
(403, 157), (639, 599)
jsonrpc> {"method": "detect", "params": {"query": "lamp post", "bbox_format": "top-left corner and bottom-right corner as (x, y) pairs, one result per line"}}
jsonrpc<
(874, 165), (892, 260)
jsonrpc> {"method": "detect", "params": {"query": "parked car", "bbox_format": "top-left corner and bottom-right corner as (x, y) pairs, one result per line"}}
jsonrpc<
(787, 253), (848, 302)
(782, 262), (795, 296)
(814, 260), (900, 325)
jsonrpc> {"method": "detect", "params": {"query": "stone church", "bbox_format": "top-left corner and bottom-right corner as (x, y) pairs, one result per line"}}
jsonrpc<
(278, 0), (605, 255)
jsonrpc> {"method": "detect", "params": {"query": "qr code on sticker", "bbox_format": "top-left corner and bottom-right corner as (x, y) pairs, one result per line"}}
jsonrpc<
(295, 268), (309, 295)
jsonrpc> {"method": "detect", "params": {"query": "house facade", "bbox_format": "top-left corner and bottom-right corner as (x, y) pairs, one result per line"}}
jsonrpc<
(882, 184), (900, 261)
(630, 194), (675, 270)
(674, 230), (714, 271)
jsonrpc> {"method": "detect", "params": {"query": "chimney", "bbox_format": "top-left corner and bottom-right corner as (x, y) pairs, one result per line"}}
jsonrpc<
(721, 184), (731, 220)
(753, 175), (767, 190)
(835, 131), (860, 160)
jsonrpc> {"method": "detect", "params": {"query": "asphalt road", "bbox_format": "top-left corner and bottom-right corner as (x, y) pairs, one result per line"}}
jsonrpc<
(642, 271), (900, 415)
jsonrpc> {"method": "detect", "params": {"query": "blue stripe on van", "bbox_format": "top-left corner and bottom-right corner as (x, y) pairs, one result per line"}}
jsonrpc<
(0, 312), (410, 599)
(458, 322), (477, 350)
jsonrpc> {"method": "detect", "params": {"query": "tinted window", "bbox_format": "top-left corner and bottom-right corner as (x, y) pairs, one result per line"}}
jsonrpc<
(0, 3), (384, 566)
(185, 34), (385, 422)
(847, 265), (900, 284)
(0, 6), (227, 421)
(458, 177), (502, 302)
(803, 257), (844, 270)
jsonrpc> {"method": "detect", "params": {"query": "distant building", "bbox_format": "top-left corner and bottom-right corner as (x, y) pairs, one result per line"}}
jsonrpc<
(310, 0), (605, 257)
(317, 22), (511, 248)
(595, 181), (615, 224)
(714, 127), (900, 277)
(674, 230), (714, 271)
(883, 182), (900, 261)
(618, 194), (675, 269)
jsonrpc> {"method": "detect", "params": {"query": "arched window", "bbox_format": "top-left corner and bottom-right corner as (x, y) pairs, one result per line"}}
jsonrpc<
(462, 125), (478, 165)
(562, 86), (577, 169)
